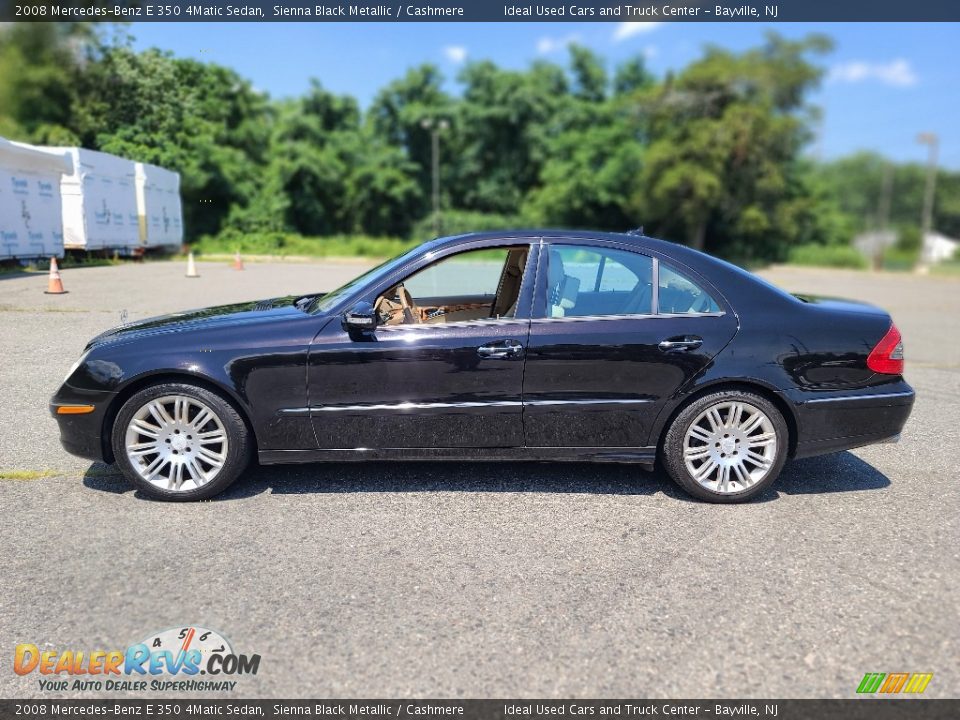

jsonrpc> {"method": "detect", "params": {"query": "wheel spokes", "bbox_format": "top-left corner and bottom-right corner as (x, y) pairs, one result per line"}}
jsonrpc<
(125, 394), (229, 493)
(688, 425), (712, 443)
(683, 400), (778, 494)
(727, 402), (743, 429)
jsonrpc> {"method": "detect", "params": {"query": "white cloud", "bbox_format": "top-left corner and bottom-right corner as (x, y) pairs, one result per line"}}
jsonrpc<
(536, 34), (581, 55)
(443, 45), (468, 64)
(828, 59), (918, 87)
(612, 22), (663, 43)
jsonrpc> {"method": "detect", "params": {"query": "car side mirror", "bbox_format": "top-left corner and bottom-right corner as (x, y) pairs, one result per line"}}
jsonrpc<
(343, 301), (378, 332)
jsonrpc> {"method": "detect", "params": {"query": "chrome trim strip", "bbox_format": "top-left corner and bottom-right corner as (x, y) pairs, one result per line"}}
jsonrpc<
(803, 390), (915, 405)
(280, 398), (653, 414)
(281, 400), (523, 414)
(525, 399), (653, 407)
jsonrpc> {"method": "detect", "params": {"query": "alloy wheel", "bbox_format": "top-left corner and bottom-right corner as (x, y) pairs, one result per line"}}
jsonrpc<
(682, 400), (777, 494)
(124, 395), (229, 492)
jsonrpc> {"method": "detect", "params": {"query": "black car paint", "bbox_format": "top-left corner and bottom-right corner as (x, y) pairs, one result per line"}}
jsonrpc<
(51, 231), (914, 470)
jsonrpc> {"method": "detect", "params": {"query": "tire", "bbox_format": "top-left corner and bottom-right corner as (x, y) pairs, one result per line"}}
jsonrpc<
(112, 382), (252, 501)
(661, 390), (789, 503)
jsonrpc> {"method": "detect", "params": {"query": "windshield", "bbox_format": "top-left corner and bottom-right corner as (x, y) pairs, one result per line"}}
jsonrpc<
(309, 244), (424, 314)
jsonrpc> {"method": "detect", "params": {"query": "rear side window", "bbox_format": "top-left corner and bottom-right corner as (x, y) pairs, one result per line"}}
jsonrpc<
(546, 245), (654, 317)
(658, 264), (721, 314)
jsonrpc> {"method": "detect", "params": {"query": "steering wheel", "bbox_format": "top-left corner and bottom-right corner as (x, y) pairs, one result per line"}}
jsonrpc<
(397, 284), (421, 324)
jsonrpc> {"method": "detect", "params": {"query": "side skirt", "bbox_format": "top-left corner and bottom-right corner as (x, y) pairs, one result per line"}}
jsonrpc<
(259, 446), (657, 469)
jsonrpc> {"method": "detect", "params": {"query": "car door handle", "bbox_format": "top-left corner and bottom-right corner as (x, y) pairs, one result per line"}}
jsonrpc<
(478, 340), (524, 359)
(658, 336), (703, 352)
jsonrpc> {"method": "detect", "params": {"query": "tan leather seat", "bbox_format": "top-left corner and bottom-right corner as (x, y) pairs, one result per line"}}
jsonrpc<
(548, 250), (580, 317)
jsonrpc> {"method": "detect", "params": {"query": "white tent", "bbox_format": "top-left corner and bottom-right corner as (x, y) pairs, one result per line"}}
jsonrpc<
(135, 162), (183, 249)
(0, 137), (72, 260)
(34, 146), (140, 252)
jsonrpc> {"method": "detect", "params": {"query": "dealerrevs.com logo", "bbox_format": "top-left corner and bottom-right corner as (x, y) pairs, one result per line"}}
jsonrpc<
(14, 626), (260, 693)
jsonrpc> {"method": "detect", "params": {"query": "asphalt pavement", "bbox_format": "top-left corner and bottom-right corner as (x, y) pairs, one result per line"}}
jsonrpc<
(0, 258), (957, 699)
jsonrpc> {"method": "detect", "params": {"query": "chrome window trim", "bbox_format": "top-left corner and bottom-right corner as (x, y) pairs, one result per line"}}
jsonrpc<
(374, 317), (531, 333)
(529, 311), (726, 325)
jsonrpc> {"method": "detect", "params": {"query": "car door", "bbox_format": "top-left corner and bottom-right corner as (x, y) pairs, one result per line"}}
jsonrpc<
(306, 241), (535, 449)
(522, 239), (739, 448)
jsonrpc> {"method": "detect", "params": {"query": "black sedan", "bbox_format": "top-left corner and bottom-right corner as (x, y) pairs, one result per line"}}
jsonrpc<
(51, 230), (914, 502)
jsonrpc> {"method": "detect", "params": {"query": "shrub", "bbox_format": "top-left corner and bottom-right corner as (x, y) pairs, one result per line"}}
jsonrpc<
(881, 246), (919, 272)
(786, 244), (868, 270)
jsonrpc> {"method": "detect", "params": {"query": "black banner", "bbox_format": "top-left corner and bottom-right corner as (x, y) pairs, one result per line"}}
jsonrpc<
(3, 0), (960, 23)
(1, 700), (959, 720)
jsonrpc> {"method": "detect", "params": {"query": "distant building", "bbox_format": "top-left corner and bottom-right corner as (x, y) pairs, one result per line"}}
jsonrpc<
(853, 230), (897, 265)
(922, 231), (960, 264)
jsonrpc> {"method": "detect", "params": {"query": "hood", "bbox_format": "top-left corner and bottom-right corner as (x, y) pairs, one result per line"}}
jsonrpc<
(792, 294), (890, 317)
(85, 296), (309, 350)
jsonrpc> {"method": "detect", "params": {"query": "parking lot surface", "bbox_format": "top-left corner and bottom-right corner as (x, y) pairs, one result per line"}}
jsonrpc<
(1, 258), (958, 698)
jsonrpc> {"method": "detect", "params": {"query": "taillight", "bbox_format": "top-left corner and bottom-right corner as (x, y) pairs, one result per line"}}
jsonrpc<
(867, 324), (904, 375)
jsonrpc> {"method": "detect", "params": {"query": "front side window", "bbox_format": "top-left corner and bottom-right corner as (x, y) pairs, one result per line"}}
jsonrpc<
(658, 264), (721, 314)
(545, 245), (654, 317)
(375, 246), (530, 325)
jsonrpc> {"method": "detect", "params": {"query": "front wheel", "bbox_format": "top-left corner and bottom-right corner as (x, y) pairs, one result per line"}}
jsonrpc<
(112, 383), (252, 501)
(661, 390), (788, 503)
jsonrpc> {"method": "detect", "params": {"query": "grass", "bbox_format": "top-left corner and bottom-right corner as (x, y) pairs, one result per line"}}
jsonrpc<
(0, 469), (58, 480)
(931, 260), (960, 276)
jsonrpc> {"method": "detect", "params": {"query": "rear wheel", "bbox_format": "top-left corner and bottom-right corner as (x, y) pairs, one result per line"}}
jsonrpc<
(112, 383), (251, 501)
(661, 390), (788, 503)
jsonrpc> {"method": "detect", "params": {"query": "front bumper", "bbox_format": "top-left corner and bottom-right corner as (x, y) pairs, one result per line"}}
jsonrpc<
(50, 384), (116, 463)
(788, 381), (915, 459)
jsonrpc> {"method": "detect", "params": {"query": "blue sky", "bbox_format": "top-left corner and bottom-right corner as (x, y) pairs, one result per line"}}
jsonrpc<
(130, 22), (959, 168)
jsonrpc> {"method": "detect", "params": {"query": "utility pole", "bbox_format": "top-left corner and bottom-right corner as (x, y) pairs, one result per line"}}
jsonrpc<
(421, 117), (449, 237)
(874, 163), (894, 271)
(916, 132), (939, 272)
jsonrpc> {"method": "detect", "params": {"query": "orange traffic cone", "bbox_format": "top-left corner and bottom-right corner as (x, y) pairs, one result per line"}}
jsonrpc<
(232, 249), (245, 271)
(44, 257), (68, 295)
(185, 251), (199, 278)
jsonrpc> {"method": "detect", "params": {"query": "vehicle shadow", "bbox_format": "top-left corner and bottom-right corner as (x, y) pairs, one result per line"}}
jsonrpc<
(81, 450), (889, 502)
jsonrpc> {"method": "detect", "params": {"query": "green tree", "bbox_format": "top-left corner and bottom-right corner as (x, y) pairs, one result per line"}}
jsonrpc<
(72, 46), (271, 238)
(635, 32), (836, 260)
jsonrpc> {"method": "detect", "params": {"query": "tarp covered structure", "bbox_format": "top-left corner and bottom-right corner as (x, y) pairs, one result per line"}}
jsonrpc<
(36, 146), (141, 252)
(135, 162), (183, 249)
(0, 137), (72, 260)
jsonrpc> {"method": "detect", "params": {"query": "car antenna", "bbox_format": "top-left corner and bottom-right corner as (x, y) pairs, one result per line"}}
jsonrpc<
(626, 226), (644, 236)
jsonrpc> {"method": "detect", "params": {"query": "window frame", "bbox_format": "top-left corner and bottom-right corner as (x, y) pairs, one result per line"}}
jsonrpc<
(532, 238), (729, 322)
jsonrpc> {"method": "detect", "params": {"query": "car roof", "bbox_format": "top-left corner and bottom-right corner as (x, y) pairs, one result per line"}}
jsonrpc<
(432, 228), (675, 252)
(430, 228), (713, 271)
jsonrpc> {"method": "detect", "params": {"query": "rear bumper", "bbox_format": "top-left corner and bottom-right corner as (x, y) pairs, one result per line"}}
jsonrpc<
(788, 381), (915, 459)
